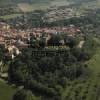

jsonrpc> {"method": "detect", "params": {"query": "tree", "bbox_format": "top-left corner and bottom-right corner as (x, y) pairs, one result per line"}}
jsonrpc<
(30, 35), (37, 48)
(65, 36), (80, 48)
(13, 89), (37, 100)
(48, 34), (64, 46)
(0, 46), (5, 73)
(39, 35), (47, 48)
(8, 60), (29, 85)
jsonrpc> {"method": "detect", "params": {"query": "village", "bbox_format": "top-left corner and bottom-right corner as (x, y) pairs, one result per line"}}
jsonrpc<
(0, 22), (84, 59)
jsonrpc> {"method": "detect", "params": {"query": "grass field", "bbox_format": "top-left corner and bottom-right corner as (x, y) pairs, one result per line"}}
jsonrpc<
(0, 81), (16, 100)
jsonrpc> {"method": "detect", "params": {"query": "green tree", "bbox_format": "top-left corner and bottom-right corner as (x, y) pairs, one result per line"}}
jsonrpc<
(13, 89), (37, 100)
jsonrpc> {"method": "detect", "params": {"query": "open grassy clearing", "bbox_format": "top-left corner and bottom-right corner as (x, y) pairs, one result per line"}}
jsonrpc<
(0, 81), (16, 100)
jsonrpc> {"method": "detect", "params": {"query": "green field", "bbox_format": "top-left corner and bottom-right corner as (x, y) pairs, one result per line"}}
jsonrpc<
(0, 81), (16, 100)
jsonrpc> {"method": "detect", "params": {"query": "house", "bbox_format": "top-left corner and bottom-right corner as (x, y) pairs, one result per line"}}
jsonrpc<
(6, 45), (21, 59)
